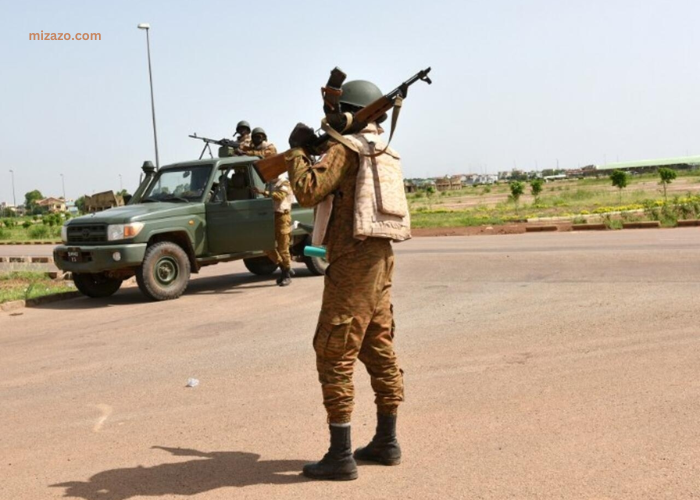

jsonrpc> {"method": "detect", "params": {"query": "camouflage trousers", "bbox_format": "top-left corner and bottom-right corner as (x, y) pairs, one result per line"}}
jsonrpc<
(265, 211), (291, 271)
(313, 238), (404, 424)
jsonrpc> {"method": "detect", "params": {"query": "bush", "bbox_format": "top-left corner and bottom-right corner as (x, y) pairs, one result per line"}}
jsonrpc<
(602, 214), (623, 230)
(28, 225), (50, 239)
(0, 228), (9, 240)
(22, 220), (32, 229)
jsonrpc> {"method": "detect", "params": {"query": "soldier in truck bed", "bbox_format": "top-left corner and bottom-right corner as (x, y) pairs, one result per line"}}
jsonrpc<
(239, 127), (277, 158)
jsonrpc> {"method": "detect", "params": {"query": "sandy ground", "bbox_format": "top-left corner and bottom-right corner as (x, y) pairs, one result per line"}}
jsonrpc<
(2, 229), (700, 499)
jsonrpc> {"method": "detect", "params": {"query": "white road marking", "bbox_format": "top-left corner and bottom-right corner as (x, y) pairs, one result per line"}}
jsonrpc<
(92, 404), (113, 432)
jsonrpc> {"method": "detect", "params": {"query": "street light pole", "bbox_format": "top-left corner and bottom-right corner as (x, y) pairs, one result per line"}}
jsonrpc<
(60, 173), (66, 200)
(137, 23), (160, 169)
(9, 169), (16, 208)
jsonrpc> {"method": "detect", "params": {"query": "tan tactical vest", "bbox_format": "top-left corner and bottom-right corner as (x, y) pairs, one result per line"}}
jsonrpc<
(343, 126), (411, 242)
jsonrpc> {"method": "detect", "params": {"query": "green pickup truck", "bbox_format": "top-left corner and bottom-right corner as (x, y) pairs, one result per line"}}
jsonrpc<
(54, 157), (326, 301)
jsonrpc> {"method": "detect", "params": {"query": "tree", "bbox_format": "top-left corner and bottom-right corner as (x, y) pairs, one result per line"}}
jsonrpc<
(530, 179), (544, 202)
(425, 185), (436, 209)
(509, 181), (525, 211)
(75, 196), (86, 214)
(658, 168), (677, 202)
(116, 189), (131, 198)
(609, 170), (628, 203)
(25, 190), (43, 208)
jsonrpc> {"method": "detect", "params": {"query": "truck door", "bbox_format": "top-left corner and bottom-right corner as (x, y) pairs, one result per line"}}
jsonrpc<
(205, 166), (275, 255)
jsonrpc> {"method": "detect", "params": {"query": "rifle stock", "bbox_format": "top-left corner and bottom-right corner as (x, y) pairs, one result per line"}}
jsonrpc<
(255, 153), (289, 183)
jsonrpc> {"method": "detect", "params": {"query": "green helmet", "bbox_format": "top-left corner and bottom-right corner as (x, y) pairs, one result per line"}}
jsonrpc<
(339, 80), (383, 108)
(251, 127), (267, 139)
(236, 120), (251, 134)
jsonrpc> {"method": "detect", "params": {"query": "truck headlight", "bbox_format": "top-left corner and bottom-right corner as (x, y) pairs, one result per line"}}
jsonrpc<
(107, 222), (145, 241)
(61, 224), (68, 243)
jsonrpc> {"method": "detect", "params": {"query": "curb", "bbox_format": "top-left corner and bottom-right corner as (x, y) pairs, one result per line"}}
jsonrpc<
(1, 291), (81, 312)
(572, 223), (607, 231)
(0, 256), (55, 264)
(0, 241), (59, 245)
(525, 226), (558, 232)
(677, 220), (700, 227)
(622, 221), (661, 229)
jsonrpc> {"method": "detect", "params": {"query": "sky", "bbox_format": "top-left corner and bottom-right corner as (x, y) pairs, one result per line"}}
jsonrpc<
(1, 0), (699, 203)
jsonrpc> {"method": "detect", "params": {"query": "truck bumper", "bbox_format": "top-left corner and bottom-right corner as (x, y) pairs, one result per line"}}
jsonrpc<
(54, 243), (147, 273)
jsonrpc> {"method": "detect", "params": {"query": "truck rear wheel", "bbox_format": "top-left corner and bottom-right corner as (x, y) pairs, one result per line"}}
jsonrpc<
(136, 241), (191, 301)
(303, 254), (328, 276)
(243, 256), (278, 276)
(73, 272), (122, 298)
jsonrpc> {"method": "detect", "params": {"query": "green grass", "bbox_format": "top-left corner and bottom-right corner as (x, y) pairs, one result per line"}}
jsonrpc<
(0, 271), (74, 304)
(0, 224), (61, 242)
(410, 194), (700, 228)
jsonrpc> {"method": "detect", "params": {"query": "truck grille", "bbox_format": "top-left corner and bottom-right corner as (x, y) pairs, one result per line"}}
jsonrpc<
(67, 224), (107, 244)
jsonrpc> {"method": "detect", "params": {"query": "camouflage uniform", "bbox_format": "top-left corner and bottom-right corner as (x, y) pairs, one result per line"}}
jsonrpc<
(262, 178), (292, 271)
(287, 142), (404, 424)
(218, 134), (252, 158)
(237, 133), (252, 150)
(240, 141), (278, 159)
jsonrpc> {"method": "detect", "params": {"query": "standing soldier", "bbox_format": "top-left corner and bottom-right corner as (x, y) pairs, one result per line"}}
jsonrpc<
(254, 174), (294, 286)
(240, 127), (277, 158)
(285, 80), (411, 481)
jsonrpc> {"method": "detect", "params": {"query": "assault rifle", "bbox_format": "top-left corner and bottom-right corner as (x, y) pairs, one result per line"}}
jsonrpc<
(189, 133), (241, 159)
(255, 67), (432, 182)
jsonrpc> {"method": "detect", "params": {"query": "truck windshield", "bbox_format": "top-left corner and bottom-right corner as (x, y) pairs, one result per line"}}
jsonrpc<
(142, 165), (213, 202)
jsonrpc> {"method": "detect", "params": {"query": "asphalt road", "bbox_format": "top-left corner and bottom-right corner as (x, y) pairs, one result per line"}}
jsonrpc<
(2, 229), (699, 499)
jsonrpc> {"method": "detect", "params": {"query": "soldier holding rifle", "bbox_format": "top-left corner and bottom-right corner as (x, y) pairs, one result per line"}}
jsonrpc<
(269, 67), (431, 480)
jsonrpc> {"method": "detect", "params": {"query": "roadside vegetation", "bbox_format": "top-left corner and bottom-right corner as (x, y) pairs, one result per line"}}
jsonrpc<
(0, 271), (74, 304)
(0, 213), (67, 242)
(409, 170), (700, 229)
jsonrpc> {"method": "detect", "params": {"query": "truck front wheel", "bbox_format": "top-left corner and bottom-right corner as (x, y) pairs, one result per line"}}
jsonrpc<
(73, 272), (122, 298)
(136, 241), (191, 301)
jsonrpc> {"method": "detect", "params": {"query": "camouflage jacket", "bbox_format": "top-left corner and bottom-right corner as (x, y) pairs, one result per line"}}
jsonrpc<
(240, 141), (278, 159)
(287, 142), (368, 262)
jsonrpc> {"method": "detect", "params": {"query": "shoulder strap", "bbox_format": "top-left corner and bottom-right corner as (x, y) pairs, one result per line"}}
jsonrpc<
(320, 96), (403, 159)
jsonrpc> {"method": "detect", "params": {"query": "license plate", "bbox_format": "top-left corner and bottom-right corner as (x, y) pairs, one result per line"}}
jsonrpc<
(66, 248), (83, 263)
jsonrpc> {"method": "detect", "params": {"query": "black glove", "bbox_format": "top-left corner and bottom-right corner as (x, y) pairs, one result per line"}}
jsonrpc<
(288, 122), (316, 149)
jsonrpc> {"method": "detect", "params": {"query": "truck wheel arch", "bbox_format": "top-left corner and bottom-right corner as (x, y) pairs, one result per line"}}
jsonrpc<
(147, 231), (199, 272)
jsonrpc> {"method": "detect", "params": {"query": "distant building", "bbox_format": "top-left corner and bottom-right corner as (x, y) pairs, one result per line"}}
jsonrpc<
(596, 155), (700, 174)
(84, 191), (124, 213)
(435, 177), (451, 192)
(404, 180), (417, 193)
(36, 197), (66, 213)
(543, 174), (567, 182)
(1, 202), (17, 215)
(65, 201), (79, 215)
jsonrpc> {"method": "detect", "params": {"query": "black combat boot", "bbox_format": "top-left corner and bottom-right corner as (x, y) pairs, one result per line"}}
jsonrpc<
(277, 268), (292, 287)
(303, 424), (358, 481)
(354, 414), (401, 465)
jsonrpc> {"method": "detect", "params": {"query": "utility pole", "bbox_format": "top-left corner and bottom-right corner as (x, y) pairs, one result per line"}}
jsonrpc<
(9, 169), (17, 209)
(138, 23), (160, 169)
